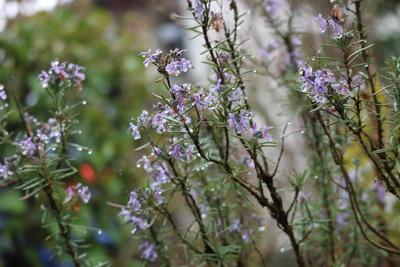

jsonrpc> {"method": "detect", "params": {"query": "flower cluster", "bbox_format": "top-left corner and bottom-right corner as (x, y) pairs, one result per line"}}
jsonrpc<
(228, 220), (253, 243)
(193, 0), (205, 19)
(250, 122), (274, 141)
(119, 187), (164, 233)
(0, 157), (15, 179)
(298, 65), (336, 103)
(64, 183), (91, 204)
(298, 65), (364, 104)
(140, 48), (193, 77)
(137, 149), (172, 187)
(38, 59), (86, 89)
(228, 110), (252, 133)
(139, 242), (158, 262)
(17, 116), (65, 157)
(127, 84), (217, 137)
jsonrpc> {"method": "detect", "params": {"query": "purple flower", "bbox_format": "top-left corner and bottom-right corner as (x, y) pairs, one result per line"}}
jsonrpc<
(69, 64), (86, 87)
(79, 186), (91, 203)
(127, 122), (141, 140)
(140, 49), (157, 67)
(137, 155), (152, 171)
(64, 183), (91, 204)
(20, 137), (36, 156)
(72, 64), (85, 81)
(328, 19), (343, 36)
(298, 65), (336, 103)
(251, 122), (274, 141)
(312, 14), (328, 33)
(152, 187), (165, 204)
(228, 110), (252, 133)
(184, 145), (196, 161)
(219, 52), (230, 64)
(0, 90), (5, 101)
(312, 14), (343, 37)
(127, 191), (141, 211)
(193, 92), (205, 110)
(242, 230), (252, 243)
(131, 216), (149, 230)
(170, 144), (182, 160)
(0, 162), (13, 179)
(151, 163), (171, 186)
(193, 0), (204, 18)
(139, 242), (158, 262)
(137, 110), (149, 125)
(166, 61), (180, 76)
(152, 103), (172, 133)
(166, 58), (193, 76)
(210, 79), (222, 93)
(51, 60), (69, 80)
(230, 88), (244, 106)
(38, 71), (51, 88)
(180, 58), (192, 73)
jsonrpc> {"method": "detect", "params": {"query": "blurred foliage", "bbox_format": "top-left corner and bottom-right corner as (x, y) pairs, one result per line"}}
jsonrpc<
(0, 1), (164, 266)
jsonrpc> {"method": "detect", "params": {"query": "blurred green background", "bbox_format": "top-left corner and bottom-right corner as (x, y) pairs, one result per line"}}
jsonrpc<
(0, 0), (169, 266)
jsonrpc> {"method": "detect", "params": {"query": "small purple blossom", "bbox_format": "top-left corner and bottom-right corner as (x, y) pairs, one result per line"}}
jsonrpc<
(0, 86), (6, 101)
(38, 71), (51, 88)
(228, 110), (252, 133)
(51, 60), (69, 79)
(128, 122), (141, 140)
(184, 145), (196, 161)
(219, 52), (230, 64)
(20, 137), (36, 156)
(170, 144), (182, 160)
(193, 92), (205, 110)
(139, 242), (158, 262)
(165, 55), (193, 76)
(140, 49), (162, 67)
(36, 118), (61, 144)
(150, 162), (171, 186)
(0, 162), (13, 179)
(312, 14), (328, 33)
(152, 103), (173, 133)
(152, 187), (165, 205)
(127, 190), (141, 211)
(130, 215), (149, 230)
(193, 0), (204, 18)
(64, 183), (91, 204)
(137, 110), (149, 125)
(242, 230), (252, 243)
(137, 155), (153, 171)
(298, 65), (336, 103)
(210, 79), (222, 93)
(166, 61), (180, 76)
